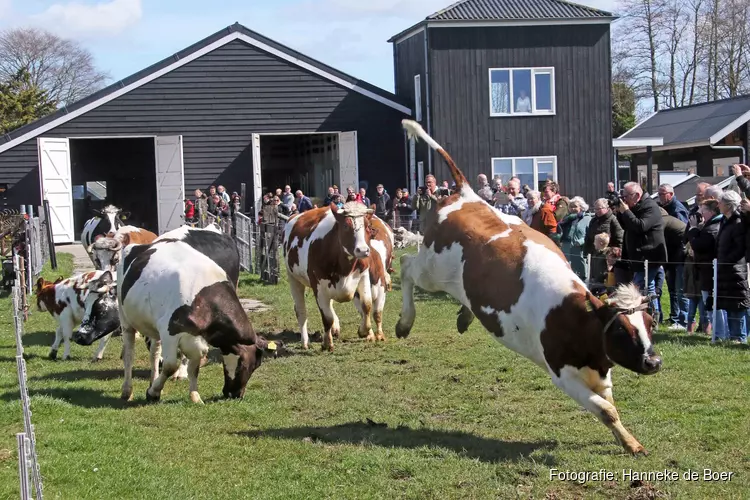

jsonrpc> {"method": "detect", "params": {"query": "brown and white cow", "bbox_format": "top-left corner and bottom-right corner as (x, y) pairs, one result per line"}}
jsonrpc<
(90, 225), (158, 273)
(283, 202), (393, 351)
(35, 271), (115, 361)
(396, 119), (662, 456)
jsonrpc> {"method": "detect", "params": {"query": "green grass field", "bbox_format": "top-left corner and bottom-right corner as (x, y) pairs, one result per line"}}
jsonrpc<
(1, 250), (748, 499)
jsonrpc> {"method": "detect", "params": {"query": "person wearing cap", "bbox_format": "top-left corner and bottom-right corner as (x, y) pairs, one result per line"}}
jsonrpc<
(374, 184), (391, 220)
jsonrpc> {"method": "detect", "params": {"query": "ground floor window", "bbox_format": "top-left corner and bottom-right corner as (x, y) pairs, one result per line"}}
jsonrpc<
(491, 156), (557, 191)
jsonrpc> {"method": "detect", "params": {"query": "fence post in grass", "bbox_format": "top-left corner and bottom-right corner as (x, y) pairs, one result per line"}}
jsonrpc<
(586, 253), (592, 287)
(712, 258), (718, 343)
(17, 433), (31, 500)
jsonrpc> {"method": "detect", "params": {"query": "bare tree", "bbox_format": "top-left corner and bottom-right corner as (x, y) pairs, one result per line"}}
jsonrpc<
(615, 0), (667, 111)
(0, 27), (109, 107)
(661, 0), (689, 107)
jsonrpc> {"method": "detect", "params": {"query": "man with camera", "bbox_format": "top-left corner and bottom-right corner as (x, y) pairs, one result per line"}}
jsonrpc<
(615, 182), (668, 317)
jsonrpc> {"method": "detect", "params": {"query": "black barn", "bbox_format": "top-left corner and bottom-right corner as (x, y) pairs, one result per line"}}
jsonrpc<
(0, 23), (410, 243)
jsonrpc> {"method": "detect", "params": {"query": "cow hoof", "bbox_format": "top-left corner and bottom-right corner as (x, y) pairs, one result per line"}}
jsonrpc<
(145, 390), (160, 403)
(628, 444), (648, 457)
(189, 391), (204, 404)
(48, 350), (58, 360)
(199, 356), (208, 368)
(302, 343), (309, 350)
(395, 321), (411, 339)
(364, 332), (376, 342)
(331, 328), (340, 339)
(376, 333), (386, 342)
(62, 355), (70, 361)
(321, 343), (334, 352)
(91, 357), (103, 363)
(121, 388), (133, 401)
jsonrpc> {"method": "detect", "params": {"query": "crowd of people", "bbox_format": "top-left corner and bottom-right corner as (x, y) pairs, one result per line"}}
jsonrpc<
(192, 164), (750, 346)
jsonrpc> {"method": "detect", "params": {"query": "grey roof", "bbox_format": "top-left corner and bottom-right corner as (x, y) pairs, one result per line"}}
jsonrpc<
(428, 0), (614, 21)
(621, 94), (750, 147)
(388, 0), (615, 42)
(2, 23), (409, 145)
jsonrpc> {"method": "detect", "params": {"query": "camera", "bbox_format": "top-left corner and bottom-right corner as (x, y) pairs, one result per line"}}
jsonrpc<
(608, 189), (624, 208)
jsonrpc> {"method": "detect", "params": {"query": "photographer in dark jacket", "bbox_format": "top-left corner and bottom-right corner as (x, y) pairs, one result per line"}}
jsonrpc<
(615, 182), (668, 316)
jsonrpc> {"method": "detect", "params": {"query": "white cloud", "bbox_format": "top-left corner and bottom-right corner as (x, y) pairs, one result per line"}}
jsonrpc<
(30, 0), (142, 39)
(287, 0), (445, 22)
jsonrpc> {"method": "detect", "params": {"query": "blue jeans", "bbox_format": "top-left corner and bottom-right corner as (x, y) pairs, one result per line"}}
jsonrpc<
(666, 264), (689, 326)
(687, 296), (706, 328)
(725, 310), (748, 343)
(702, 291), (728, 341)
(633, 265), (661, 317)
(653, 265), (665, 320)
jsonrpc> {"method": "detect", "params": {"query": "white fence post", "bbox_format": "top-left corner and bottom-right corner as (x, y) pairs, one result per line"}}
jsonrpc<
(712, 258), (718, 343)
(17, 433), (31, 500)
(585, 253), (592, 287)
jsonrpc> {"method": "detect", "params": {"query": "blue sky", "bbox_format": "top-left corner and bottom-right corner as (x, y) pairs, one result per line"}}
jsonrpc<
(0, 0), (618, 93)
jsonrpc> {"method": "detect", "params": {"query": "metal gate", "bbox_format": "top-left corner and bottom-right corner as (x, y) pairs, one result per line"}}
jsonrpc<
(233, 211), (254, 273)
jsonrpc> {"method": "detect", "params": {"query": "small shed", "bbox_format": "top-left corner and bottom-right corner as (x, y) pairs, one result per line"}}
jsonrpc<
(0, 23), (411, 243)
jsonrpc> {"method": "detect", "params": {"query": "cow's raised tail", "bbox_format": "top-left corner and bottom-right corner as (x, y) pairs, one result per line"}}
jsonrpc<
(402, 119), (467, 191)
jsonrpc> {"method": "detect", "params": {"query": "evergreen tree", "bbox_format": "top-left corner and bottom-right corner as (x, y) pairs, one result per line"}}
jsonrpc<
(0, 68), (57, 134)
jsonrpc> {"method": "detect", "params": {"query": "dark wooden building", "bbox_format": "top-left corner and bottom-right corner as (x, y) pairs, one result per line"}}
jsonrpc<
(614, 94), (750, 193)
(389, 0), (616, 203)
(0, 23), (410, 243)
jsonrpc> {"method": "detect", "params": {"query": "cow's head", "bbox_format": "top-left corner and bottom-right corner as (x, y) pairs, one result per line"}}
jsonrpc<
(93, 205), (129, 231)
(331, 201), (373, 259)
(221, 343), (264, 399)
(91, 237), (122, 273)
(73, 271), (120, 346)
(587, 284), (661, 375)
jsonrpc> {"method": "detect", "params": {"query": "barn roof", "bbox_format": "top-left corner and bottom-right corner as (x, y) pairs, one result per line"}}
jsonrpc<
(388, 0), (616, 43)
(617, 94), (750, 153)
(0, 23), (411, 154)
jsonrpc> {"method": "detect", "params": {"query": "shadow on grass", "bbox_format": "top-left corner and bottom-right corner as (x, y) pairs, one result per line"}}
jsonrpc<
(29, 368), (151, 382)
(20, 331), (55, 347)
(0, 387), (157, 409)
(235, 422), (558, 464)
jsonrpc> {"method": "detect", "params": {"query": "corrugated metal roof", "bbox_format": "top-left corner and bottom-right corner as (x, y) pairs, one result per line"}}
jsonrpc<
(622, 94), (750, 146)
(428, 0), (614, 21)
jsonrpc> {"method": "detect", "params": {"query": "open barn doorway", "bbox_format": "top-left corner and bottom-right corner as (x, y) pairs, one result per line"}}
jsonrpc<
(253, 132), (359, 211)
(69, 138), (158, 236)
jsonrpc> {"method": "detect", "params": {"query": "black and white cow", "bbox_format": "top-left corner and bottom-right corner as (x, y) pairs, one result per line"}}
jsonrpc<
(81, 205), (130, 263)
(73, 228), (270, 403)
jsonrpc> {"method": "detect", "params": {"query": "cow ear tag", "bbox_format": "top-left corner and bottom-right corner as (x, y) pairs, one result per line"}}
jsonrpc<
(267, 341), (277, 351)
(585, 300), (594, 312)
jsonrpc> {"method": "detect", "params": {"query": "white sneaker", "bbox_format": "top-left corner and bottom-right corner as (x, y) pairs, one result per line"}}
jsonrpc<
(668, 324), (687, 331)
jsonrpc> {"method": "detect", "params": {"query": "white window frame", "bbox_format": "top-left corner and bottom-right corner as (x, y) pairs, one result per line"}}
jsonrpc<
(414, 74), (422, 122)
(490, 156), (558, 188)
(488, 67), (556, 117)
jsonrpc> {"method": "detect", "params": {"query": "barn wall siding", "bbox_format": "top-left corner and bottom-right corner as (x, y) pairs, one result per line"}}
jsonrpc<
(0, 39), (407, 209)
(394, 31), (430, 185)
(426, 25), (612, 202)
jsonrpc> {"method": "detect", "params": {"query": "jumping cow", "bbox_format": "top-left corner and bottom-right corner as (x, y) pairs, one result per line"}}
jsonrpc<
(283, 202), (393, 351)
(90, 226), (158, 273)
(81, 205), (130, 262)
(35, 272), (116, 361)
(396, 119), (662, 455)
(393, 226), (423, 249)
(73, 228), (269, 403)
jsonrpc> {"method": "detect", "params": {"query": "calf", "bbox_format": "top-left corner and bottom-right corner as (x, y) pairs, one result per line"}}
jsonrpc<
(393, 226), (423, 249)
(73, 230), (269, 403)
(396, 120), (662, 455)
(81, 205), (129, 263)
(35, 272), (115, 361)
(91, 225), (158, 273)
(283, 203), (393, 351)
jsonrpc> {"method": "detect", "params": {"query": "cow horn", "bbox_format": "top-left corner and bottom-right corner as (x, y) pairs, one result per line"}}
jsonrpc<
(112, 240), (122, 251)
(95, 285), (110, 294)
(86, 243), (94, 254)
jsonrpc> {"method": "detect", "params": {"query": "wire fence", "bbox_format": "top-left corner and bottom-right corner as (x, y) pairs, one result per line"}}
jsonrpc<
(13, 254), (44, 500)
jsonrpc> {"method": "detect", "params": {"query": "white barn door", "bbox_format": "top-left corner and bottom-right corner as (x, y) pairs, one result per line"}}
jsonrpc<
(154, 135), (185, 234)
(338, 131), (359, 192)
(38, 137), (74, 243)
(251, 133), (262, 217)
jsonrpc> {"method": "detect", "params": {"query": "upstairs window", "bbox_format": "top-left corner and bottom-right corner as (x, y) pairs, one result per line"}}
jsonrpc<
(489, 67), (555, 116)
